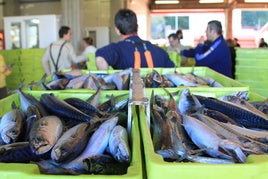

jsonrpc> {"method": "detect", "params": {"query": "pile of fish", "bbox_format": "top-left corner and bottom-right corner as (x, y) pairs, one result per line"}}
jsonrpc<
(150, 88), (268, 164)
(28, 69), (132, 90)
(143, 69), (223, 88)
(0, 89), (131, 175)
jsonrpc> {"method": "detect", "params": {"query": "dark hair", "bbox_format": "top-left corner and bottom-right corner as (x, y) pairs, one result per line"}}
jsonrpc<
(176, 29), (183, 39)
(114, 9), (138, 35)
(83, 37), (94, 45)
(208, 20), (222, 35)
(59, 26), (70, 38)
(168, 33), (178, 40)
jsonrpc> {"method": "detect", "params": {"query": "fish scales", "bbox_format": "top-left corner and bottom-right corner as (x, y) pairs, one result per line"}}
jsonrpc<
(40, 93), (91, 122)
(64, 97), (103, 117)
(195, 95), (268, 129)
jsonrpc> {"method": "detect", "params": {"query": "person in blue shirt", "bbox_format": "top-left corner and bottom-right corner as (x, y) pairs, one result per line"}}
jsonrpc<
(180, 20), (233, 78)
(95, 8), (174, 70)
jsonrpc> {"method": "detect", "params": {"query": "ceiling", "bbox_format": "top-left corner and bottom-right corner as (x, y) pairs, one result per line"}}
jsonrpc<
(148, 0), (268, 11)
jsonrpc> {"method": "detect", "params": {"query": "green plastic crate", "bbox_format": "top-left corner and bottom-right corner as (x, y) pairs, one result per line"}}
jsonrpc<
(140, 88), (268, 179)
(0, 91), (143, 179)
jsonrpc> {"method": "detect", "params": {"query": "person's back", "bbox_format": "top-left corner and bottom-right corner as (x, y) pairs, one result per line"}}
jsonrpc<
(41, 26), (88, 75)
(95, 8), (174, 70)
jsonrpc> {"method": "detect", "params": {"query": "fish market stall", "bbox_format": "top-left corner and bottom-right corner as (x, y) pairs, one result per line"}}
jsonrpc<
(0, 90), (143, 179)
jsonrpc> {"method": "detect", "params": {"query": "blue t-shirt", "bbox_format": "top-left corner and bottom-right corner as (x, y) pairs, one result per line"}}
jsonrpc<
(181, 36), (233, 78)
(96, 36), (174, 69)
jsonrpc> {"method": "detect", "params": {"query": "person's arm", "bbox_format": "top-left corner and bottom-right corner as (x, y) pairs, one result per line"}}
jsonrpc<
(67, 43), (89, 63)
(41, 49), (52, 76)
(96, 56), (109, 70)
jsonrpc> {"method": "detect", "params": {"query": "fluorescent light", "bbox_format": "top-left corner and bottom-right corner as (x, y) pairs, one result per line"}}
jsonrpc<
(199, 0), (224, 3)
(245, 0), (268, 2)
(155, 0), (179, 4)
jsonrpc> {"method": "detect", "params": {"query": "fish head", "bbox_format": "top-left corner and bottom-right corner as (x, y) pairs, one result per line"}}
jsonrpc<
(30, 135), (52, 155)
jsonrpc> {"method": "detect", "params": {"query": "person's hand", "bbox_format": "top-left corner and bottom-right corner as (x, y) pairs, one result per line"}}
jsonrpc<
(198, 36), (205, 44)
(4, 65), (13, 71)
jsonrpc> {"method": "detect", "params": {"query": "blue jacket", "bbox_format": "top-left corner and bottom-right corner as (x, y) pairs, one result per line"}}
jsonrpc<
(96, 36), (174, 69)
(181, 36), (233, 78)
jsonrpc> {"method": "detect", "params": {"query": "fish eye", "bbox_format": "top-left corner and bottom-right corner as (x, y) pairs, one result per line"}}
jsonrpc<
(9, 129), (18, 135)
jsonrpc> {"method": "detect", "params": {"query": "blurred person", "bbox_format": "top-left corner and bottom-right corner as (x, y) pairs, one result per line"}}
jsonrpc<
(234, 38), (240, 47)
(259, 38), (268, 48)
(176, 29), (183, 40)
(226, 39), (236, 79)
(0, 54), (12, 99)
(167, 33), (187, 66)
(181, 20), (233, 78)
(95, 9), (174, 70)
(41, 26), (88, 76)
(81, 36), (97, 55)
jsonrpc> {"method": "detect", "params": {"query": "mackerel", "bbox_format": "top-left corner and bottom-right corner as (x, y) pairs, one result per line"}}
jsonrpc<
(195, 95), (268, 129)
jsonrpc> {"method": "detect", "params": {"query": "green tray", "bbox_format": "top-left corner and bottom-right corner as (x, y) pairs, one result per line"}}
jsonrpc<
(0, 91), (142, 179)
(140, 88), (268, 179)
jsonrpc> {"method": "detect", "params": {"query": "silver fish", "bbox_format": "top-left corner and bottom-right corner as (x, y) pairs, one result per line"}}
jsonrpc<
(65, 74), (90, 89)
(182, 115), (247, 163)
(83, 74), (102, 90)
(178, 88), (202, 115)
(164, 73), (199, 87)
(29, 115), (63, 155)
(108, 125), (130, 163)
(0, 108), (24, 144)
(62, 116), (118, 170)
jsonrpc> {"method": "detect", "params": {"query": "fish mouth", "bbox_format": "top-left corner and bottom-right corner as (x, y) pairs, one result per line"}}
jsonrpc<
(30, 138), (51, 155)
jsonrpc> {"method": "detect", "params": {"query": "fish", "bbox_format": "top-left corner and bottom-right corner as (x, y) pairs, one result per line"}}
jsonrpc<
(186, 155), (235, 164)
(83, 154), (129, 175)
(0, 142), (50, 163)
(194, 76), (223, 87)
(29, 115), (63, 155)
(15, 88), (48, 117)
(164, 73), (200, 87)
(192, 113), (265, 154)
(86, 87), (102, 107)
(82, 74), (102, 90)
(182, 115), (247, 163)
(24, 105), (42, 141)
(62, 116), (118, 171)
(219, 94), (268, 119)
(64, 97), (105, 118)
(36, 160), (79, 175)
(223, 123), (268, 143)
(51, 122), (92, 163)
(107, 125), (130, 163)
(40, 93), (92, 122)
(183, 73), (209, 86)
(143, 70), (164, 88)
(0, 104), (24, 144)
(177, 88), (203, 115)
(203, 108), (242, 126)
(195, 95), (268, 129)
(97, 93), (128, 113)
(251, 99), (268, 116)
(65, 74), (90, 89)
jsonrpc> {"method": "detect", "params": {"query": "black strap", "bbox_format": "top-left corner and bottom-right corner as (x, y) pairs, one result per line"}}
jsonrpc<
(49, 41), (67, 72)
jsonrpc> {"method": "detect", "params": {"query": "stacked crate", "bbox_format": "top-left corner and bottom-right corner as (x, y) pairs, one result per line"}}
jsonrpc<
(235, 48), (268, 97)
